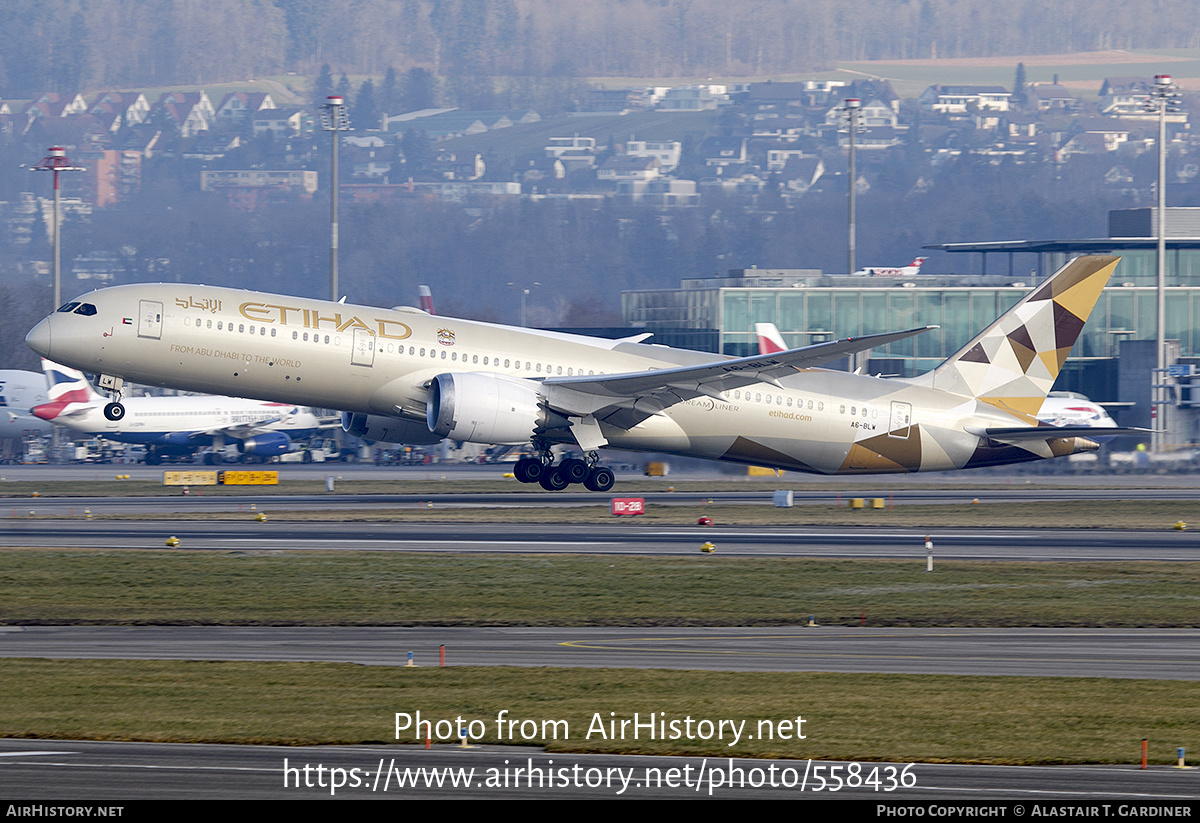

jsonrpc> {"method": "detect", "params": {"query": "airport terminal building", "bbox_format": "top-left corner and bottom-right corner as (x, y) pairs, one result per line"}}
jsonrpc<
(621, 208), (1200, 443)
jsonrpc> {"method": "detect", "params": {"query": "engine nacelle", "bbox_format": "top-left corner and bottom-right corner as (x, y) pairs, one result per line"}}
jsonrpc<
(237, 431), (291, 456)
(341, 412), (442, 445)
(426, 372), (545, 445)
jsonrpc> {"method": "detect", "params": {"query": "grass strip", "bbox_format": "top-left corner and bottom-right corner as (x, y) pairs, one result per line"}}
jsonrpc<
(1, 659), (1195, 764)
(55, 499), (1200, 529)
(2, 550), (1199, 627)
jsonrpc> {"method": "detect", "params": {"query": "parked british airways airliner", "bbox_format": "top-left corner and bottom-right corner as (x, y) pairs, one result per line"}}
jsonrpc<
(33, 359), (326, 464)
(25, 256), (1133, 490)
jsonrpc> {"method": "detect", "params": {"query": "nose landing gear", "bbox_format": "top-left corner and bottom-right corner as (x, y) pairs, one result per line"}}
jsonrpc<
(99, 374), (126, 421)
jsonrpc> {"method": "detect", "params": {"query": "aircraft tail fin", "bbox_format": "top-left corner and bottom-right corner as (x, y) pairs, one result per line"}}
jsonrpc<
(926, 255), (1119, 419)
(911, 256), (928, 271)
(755, 322), (788, 355)
(418, 285), (435, 315)
(32, 359), (101, 420)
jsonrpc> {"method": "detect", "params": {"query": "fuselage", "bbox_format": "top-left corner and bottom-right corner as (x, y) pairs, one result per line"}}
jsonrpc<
(1038, 395), (1118, 429)
(35, 393), (321, 448)
(25, 283), (1068, 475)
(852, 257), (928, 277)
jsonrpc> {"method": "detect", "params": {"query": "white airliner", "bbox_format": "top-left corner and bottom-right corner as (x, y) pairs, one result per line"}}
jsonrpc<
(0, 370), (53, 441)
(1038, 392), (1119, 429)
(25, 256), (1144, 490)
(31, 360), (326, 464)
(852, 256), (928, 277)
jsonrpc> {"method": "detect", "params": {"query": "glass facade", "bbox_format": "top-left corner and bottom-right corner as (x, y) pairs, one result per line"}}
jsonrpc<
(716, 286), (1200, 370)
(622, 255), (1200, 377)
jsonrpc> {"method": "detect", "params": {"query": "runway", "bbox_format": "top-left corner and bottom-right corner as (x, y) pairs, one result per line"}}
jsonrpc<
(6, 462), (1200, 488)
(4, 519), (1200, 560)
(4, 626), (1200, 680)
(5, 487), (1200, 515)
(3, 480), (1199, 801)
(4, 738), (1197, 800)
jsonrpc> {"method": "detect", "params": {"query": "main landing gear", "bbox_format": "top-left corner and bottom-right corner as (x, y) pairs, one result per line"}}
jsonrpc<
(103, 401), (125, 421)
(514, 449), (615, 492)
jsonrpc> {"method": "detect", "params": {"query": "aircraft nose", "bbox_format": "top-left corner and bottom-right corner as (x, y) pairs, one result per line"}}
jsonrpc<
(25, 318), (52, 358)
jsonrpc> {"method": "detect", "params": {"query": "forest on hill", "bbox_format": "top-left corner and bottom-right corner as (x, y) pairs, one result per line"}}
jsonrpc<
(4, 0), (1200, 99)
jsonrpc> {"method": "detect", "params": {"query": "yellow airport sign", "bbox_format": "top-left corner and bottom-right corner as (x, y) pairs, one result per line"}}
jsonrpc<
(218, 470), (279, 485)
(162, 471), (218, 486)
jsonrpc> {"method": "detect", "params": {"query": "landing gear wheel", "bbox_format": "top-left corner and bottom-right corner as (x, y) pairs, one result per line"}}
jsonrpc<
(514, 457), (544, 484)
(538, 466), (570, 491)
(560, 457), (590, 484)
(103, 402), (125, 421)
(584, 466), (615, 492)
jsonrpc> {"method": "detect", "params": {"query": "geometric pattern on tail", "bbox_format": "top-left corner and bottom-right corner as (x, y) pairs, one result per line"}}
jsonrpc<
(929, 256), (1120, 419)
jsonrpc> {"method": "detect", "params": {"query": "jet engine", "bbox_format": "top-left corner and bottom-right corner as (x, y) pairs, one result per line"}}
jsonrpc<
(237, 431), (292, 456)
(426, 372), (548, 445)
(341, 412), (442, 445)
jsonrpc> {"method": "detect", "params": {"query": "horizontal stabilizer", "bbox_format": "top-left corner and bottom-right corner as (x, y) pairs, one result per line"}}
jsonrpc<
(967, 425), (1151, 440)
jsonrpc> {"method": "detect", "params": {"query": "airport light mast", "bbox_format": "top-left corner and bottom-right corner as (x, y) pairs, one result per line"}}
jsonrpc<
(507, 281), (541, 327)
(837, 98), (863, 275)
(1148, 74), (1180, 451)
(320, 96), (350, 302)
(32, 147), (85, 310)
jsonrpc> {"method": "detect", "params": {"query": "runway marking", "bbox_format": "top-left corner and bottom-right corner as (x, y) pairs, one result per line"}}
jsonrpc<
(0, 750), (76, 757)
(11, 760), (275, 773)
(557, 632), (1200, 668)
(561, 629), (1200, 643)
(555, 645), (1200, 671)
(222, 539), (620, 547)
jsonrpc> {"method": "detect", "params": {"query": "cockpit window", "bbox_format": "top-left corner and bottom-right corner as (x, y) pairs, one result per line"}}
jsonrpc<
(56, 302), (80, 313)
(73, 303), (97, 316)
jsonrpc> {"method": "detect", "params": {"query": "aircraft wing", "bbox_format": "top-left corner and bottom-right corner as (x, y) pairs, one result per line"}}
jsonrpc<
(196, 419), (284, 440)
(967, 425), (1151, 441)
(542, 326), (935, 430)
